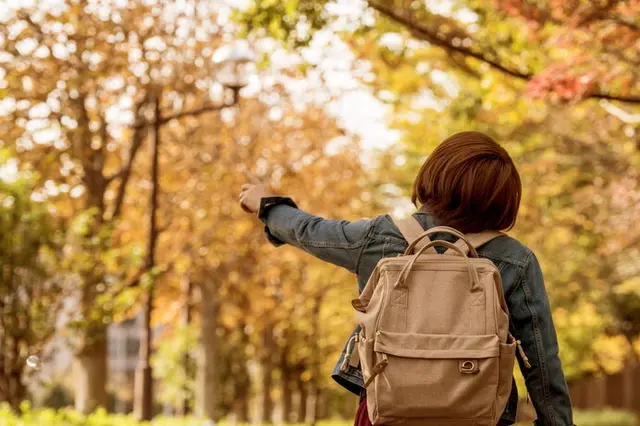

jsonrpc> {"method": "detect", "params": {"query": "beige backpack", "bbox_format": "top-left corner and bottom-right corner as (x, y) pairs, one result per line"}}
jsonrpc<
(343, 218), (527, 426)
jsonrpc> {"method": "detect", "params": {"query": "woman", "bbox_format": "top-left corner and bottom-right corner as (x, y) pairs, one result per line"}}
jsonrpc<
(239, 131), (574, 426)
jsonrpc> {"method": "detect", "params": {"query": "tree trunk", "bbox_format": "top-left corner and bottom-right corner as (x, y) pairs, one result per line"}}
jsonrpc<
(233, 321), (251, 423)
(279, 331), (294, 424)
(177, 276), (193, 416)
(317, 388), (328, 421)
(260, 360), (274, 424)
(307, 371), (319, 424)
(307, 293), (323, 426)
(69, 92), (125, 416)
(133, 299), (153, 421)
(4, 370), (26, 411)
(74, 238), (109, 414)
(0, 338), (27, 411)
(296, 374), (308, 424)
(237, 386), (250, 423)
(280, 360), (293, 423)
(134, 95), (162, 422)
(74, 338), (108, 413)
(232, 366), (251, 423)
(625, 334), (640, 366)
(195, 281), (217, 420)
(259, 327), (275, 424)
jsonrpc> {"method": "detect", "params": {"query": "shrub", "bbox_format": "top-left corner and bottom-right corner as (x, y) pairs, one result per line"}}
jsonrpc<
(573, 410), (640, 426)
(0, 405), (353, 426)
(41, 385), (73, 410)
(1, 405), (637, 426)
(515, 409), (639, 426)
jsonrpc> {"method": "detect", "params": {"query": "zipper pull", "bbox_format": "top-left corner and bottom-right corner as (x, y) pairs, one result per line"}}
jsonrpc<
(340, 335), (358, 372)
(363, 353), (388, 388)
(516, 340), (532, 369)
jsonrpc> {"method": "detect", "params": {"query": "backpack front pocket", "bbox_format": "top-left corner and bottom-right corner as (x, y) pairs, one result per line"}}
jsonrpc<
(372, 331), (500, 421)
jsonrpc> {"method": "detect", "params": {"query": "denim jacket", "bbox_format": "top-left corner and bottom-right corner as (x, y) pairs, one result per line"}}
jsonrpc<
(258, 197), (574, 426)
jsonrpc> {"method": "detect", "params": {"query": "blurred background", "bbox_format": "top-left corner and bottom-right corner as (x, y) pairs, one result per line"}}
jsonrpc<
(0, 0), (639, 425)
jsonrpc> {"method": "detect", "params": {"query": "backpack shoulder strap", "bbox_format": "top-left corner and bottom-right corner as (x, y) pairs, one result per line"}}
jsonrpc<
(445, 231), (505, 256)
(392, 216), (436, 254)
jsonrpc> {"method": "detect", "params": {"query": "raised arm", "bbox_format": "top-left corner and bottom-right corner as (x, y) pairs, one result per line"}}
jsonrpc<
(240, 184), (372, 273)
(508, 252), (574, 426)
(265, 199), (372, 272)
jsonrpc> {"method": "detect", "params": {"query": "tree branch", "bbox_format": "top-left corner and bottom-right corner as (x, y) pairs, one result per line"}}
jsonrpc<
(109, 262), (175, 299)
(609, 16), (640, 33)
(592, 92), (640, 103)
(368, 1), (640, 104)
(108, 207), (174, 300)
(622, 235), (640, 253)
(104, 169), (124, 184)
(109, 96), (150, 220)
(368, 1), (532, 80)
(21, 13), (47, 41)
(448, 53), (483, 79)
(132, 101), (232, 130)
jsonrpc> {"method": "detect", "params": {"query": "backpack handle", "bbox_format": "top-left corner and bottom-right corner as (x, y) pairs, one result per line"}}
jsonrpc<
(415, 239), (466, 258)
(395, 240), (480, 290)
(405, 226), (479, 258)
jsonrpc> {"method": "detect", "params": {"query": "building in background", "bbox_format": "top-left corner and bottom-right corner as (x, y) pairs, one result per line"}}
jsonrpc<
(33, 313), (161, 413)
(107, 316), (141, 413)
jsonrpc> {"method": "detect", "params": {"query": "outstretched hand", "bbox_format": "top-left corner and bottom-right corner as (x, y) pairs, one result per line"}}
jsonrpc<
(239, 181), (273, 214)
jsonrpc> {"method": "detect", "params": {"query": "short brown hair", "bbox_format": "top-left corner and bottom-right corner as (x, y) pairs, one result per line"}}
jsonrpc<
(411, 131), (521, 233)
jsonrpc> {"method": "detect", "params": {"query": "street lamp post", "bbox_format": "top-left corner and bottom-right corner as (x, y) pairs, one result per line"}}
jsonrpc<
(190, 41), (256, 422)
(133, 42), (255, 422)
(214, 40), (256, 104)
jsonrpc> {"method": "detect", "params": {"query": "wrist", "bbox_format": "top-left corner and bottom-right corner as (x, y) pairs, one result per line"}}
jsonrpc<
(258, 196), (298, 221)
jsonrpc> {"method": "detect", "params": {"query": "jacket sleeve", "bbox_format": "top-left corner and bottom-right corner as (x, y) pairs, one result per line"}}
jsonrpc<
(258, 197), (373, 274)
(507, 252), (574, 426)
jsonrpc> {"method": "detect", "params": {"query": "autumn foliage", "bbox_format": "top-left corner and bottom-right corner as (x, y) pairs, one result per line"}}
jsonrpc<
(1, 0), (639, 421)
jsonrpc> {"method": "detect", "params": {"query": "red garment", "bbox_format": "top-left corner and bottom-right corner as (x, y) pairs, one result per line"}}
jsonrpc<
(354, 398), (377, 426)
